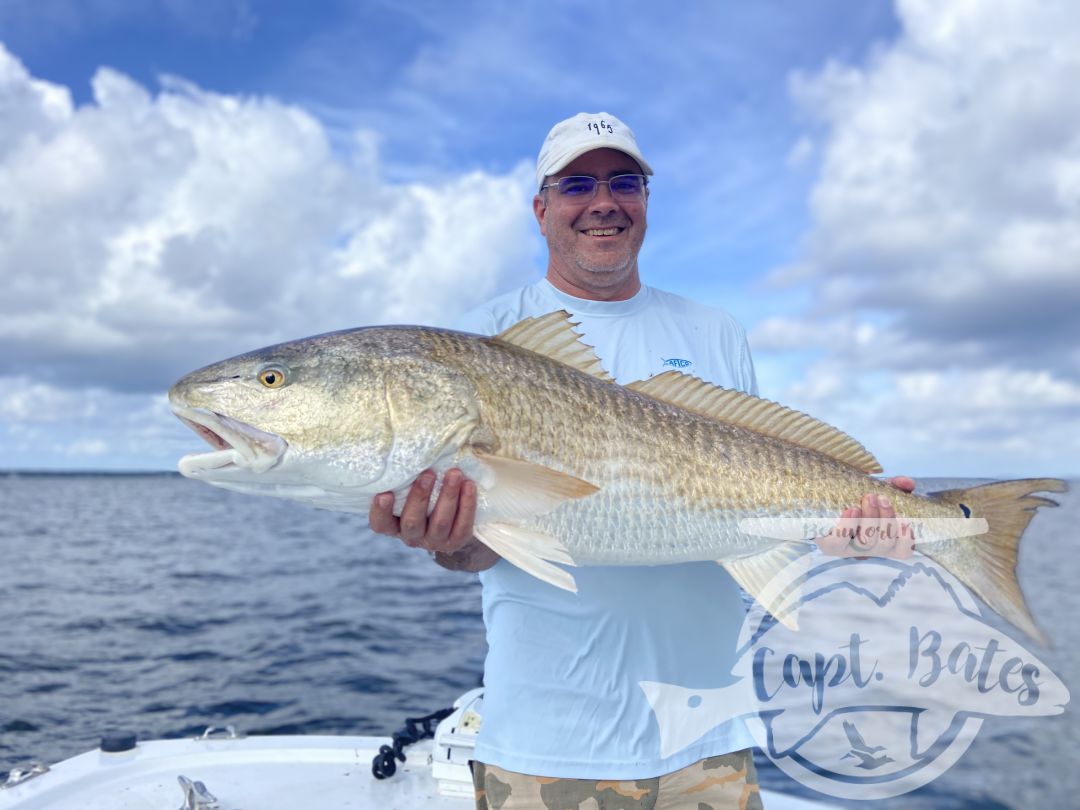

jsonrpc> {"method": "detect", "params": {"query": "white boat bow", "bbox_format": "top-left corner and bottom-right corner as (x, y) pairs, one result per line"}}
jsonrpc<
(0, 689), (832, 809)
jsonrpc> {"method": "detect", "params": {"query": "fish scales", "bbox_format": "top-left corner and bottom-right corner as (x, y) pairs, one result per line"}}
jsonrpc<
(425, 328), (908, 564)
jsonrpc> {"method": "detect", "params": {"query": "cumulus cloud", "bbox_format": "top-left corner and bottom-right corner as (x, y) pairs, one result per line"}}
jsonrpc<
(0, 44), (540, 468)
(0, 44), (539, 399)
(0, 375), (187, 469)
(757, 0), (1080, 474)
(786, 0), (1080, 364)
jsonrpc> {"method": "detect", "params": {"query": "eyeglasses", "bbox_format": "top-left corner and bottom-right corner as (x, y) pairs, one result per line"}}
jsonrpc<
(540, 174), (648, 201)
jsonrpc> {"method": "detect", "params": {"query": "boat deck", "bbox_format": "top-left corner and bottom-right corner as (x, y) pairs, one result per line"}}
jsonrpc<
(1, 734), (831, 809)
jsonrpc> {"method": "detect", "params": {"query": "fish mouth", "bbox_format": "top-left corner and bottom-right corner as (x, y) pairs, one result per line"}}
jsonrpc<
(172, 405), (287, 478)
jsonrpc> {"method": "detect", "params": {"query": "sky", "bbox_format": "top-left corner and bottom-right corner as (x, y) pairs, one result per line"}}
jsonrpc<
(0, 0), (1078, 477)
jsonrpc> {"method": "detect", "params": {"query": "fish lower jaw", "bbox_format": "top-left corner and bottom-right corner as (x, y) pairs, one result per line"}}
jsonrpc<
(178, 448), (243, 477)
(171, 405), (287, 477)
(177, 445), (284, 479)
(176, 447), (286, 478)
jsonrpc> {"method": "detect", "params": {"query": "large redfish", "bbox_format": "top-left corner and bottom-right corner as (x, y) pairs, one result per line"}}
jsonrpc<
(169, 312), (1065, 642)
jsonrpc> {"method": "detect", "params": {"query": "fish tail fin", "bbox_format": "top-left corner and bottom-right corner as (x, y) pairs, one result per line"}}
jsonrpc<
(918, 478), (1067, 646)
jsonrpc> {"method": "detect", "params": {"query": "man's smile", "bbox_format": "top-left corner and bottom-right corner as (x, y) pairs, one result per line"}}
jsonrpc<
(580, 226), (626, 237)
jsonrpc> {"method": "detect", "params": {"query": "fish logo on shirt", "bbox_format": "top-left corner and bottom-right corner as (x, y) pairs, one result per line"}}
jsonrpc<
(661, 357), (692, 369)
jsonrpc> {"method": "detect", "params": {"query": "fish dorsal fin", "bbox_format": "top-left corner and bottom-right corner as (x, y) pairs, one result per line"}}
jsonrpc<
(627, 371), (883, 473)
(493, 311), (615, 383)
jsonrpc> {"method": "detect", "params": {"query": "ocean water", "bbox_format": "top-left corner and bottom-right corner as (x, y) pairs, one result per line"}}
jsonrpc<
(1, 474), (1077, 808)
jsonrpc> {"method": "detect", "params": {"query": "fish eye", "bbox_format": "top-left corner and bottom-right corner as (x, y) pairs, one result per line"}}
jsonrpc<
(258, 367), (287, 388)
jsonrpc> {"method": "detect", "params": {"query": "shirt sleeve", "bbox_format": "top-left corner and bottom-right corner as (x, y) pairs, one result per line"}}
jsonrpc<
(453, 305), (500, 337)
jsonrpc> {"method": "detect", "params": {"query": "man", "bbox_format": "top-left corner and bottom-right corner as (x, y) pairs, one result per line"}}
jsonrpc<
(370, 112), (913, 809)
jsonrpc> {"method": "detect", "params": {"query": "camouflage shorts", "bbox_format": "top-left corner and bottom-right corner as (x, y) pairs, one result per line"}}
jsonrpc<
(472, 749), (763, 810)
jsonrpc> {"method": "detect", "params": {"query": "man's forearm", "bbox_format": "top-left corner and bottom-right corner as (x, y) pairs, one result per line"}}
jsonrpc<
(432, 537), (500, 572)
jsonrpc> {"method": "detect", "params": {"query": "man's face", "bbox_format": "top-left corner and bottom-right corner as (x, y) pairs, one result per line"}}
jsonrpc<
(534, 148), (648, 301)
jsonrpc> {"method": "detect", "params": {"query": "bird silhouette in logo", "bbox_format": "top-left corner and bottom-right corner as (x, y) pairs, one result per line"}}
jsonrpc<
(840, 720), (895, 770)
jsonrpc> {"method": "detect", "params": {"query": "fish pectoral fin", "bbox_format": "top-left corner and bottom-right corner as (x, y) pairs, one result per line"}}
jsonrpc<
(474, 522), (579, 592)
(475, 452), (599, 522)
(721, 541), (811, 630)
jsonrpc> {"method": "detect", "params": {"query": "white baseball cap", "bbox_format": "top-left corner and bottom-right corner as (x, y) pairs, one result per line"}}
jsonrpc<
(535, 112), (653, 191)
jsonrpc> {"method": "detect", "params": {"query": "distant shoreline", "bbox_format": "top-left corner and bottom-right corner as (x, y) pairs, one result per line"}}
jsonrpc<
(0, 469), (182, 477)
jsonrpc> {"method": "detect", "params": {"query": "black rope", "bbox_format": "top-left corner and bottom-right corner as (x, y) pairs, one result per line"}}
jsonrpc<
(371, 707), (455, 779)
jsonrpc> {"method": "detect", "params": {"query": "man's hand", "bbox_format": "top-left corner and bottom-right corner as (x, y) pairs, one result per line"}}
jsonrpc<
(817, 476), (917, 559)
(368, 468), (499, 572)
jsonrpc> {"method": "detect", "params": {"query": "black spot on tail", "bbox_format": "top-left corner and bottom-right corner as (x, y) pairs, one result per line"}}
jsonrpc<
(959, 503), (971, 518)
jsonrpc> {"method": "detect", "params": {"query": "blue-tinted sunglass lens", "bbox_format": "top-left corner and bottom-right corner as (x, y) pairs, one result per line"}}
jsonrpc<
(559, 177), (597, 196)
(610, 175), (644, 195)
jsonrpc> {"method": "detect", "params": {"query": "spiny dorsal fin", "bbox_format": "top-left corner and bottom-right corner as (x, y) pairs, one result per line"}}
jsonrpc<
(493, 311), (615, 383)
(627, 371), (883, 473)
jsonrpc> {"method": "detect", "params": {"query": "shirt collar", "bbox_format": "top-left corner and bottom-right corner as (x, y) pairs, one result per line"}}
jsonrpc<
(540, 277), (650, 316)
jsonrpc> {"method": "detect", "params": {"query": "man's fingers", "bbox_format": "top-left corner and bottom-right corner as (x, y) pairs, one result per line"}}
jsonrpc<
(841, 506), (861, 542)
(880, 493), (916, 559)
(398, 470), (436, 546)
(818, 507), (858, 556)
(821, 489), (920, 561)
(368, 492), (400, 536)
(876, 494), (899, 555)
(855, 493), (880, 550)
(446, 480), (479, 553)
(859, 493), (916, 559)
(427, 469), (464, 547)
(888, 476), (916, 493)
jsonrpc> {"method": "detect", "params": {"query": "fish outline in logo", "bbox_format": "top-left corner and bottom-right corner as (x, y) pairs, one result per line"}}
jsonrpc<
(661, 357), (692, 369)
(640, 557), (1070, 800)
